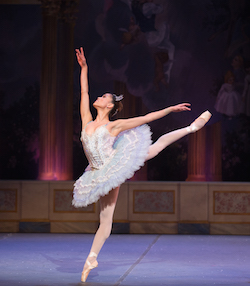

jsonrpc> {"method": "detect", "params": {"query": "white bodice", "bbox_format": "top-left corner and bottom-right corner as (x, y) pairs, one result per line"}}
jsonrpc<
(81, 125), (116, 170)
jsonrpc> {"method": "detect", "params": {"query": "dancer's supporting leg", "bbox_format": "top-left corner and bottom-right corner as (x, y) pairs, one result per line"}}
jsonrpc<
(81, 186), (120, 282)
(146, 110), (211, 161)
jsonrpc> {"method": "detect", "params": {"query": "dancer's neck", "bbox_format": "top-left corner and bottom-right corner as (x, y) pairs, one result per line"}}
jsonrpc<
(95, 109), (110, 123)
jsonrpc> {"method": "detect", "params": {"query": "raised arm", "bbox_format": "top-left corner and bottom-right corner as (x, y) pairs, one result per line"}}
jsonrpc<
(76, 47), (93, 128)
(109, 103), (191, 136)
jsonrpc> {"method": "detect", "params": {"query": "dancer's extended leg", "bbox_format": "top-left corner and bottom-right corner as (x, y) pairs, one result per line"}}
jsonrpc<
(81, 186), (120, 282)
(146, 110), (211, 161)
(146, 127), (190, 160)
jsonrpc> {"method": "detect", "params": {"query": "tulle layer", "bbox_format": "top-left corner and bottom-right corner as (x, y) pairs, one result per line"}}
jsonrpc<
(72, 124), (152, 207)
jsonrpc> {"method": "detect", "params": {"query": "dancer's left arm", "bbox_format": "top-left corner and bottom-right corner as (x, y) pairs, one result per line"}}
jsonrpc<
(109, 103), (191, 136)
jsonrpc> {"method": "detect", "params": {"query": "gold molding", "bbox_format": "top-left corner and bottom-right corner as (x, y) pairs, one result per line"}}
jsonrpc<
(130, 220), (178, 224)
(210, 221), (250, 224)
(1, 220), (250, 225)
(179, 220), (209, 224)
(0, 219), (19, 222)
(19, 219), (50, 222)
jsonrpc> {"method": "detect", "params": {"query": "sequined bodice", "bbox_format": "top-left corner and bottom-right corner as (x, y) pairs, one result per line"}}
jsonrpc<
(81, 124), (116, 170)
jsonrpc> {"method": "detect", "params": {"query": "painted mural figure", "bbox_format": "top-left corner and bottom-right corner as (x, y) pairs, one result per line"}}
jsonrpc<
(120, 16), (141, 49)
(207, 1), (250, 58)
(214, 70), (243, 117)
(131, 0), (175, 88)
(131, 0), (162, 33)
(242, 62), (250, 116)
(72, 47), (211, 283)
(154, 50), (169, 90)
(231, 55), (245, 94)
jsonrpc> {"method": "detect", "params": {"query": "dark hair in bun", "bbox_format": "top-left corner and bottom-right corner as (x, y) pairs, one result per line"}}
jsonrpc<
(110, 94), (123, 118)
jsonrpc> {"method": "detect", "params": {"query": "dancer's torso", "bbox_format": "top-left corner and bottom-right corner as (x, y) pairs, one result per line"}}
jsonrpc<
(81, 124), (116, 170)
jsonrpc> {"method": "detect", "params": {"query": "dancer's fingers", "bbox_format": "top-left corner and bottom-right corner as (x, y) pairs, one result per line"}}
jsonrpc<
(182, 103), (191, 109)
(181, 103), (191, 111)
(172, 103), (191, 112)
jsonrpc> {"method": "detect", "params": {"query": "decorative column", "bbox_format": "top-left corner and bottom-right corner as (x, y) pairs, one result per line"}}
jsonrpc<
(39, 0), (78, 180)
(39, 0), (60, 180)
(186, 127), (207, 181)
(114, 81), (148, 180)
(55, 0), (78, 180)
(207, 122), (222, 181)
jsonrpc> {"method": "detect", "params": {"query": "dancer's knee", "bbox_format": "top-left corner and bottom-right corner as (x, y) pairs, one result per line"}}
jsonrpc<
(100, 213), (113, 237)
(99, 221), (112, 240)
(146, 142), (163, 161)
(104, 225), (112, 240)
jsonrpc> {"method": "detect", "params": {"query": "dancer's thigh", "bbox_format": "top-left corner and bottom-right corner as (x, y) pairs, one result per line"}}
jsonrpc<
(99, 186), (120, 218)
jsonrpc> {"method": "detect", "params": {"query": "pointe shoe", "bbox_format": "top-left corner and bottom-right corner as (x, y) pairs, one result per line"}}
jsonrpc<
(81, 252), (98, 283)
(187, 110), (212, 133)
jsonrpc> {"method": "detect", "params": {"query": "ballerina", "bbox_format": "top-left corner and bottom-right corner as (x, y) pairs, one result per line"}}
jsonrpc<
(72, 47), (211, 282)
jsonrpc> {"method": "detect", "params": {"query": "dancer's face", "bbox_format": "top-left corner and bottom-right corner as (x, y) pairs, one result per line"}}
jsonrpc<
(93, 93), (114, 110)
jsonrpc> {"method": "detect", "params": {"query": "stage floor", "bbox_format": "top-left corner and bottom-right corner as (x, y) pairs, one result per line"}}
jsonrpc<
(0, 233), (249, 286)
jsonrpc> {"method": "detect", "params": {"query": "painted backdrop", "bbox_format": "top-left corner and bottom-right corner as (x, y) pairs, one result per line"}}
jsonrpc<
(0, 0), (250, 181)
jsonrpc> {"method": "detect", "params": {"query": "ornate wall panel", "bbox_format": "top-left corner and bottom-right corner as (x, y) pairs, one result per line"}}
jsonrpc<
(0, 189), (17, 212)
(133, 190), (175, 214)
(214, 191), (250, 215)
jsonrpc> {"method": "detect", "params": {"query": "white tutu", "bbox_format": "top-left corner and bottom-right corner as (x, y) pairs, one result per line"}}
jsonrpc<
(72, 124), (152, 207)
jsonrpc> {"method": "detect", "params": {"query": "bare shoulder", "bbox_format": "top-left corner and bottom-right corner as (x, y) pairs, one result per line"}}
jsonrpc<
(106, 119), (123, 136)
(82, 116), (93, 131)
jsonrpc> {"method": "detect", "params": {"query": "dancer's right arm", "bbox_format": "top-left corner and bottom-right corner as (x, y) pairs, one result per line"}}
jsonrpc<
(108, 103), (191, 136)
(76, 47), (93, 128)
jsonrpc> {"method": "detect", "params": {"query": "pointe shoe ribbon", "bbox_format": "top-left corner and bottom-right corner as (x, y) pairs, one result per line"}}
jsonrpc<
(81, 252), (98, 283)
(187, 110), (212, 133)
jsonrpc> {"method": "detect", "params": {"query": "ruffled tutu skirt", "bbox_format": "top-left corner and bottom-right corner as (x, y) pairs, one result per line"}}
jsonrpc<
(72, 124), (152, 207)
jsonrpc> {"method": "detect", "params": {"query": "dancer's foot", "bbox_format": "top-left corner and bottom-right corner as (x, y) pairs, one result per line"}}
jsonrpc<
(81, 252), (98, 283)
(187, 110), (212, 133)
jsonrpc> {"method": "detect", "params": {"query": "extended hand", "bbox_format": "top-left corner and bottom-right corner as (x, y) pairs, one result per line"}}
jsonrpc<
(75, 47), (87, 69)
(170, 103), (191, 112)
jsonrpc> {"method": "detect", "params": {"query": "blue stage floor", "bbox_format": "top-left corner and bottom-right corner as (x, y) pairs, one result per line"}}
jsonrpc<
(0, 233), (250, 286)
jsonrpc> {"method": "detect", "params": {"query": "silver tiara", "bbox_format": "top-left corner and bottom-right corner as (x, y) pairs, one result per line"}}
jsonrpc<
(113, 94), (124, 102)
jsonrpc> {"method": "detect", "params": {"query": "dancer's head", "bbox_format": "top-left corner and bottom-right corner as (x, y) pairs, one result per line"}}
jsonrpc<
(93, 93), (123, 118)
(110, 93), (123, 117)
